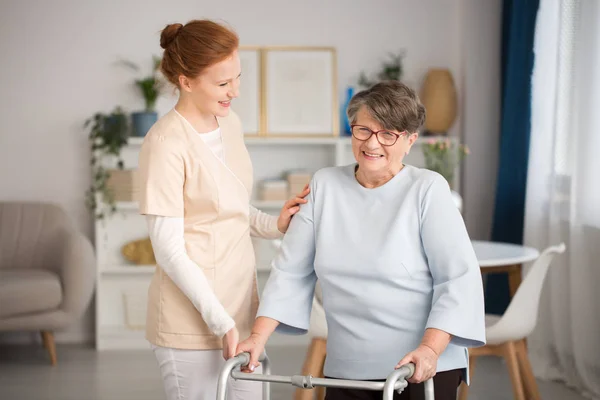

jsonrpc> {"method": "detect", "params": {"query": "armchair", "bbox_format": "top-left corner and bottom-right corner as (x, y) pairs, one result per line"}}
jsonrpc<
(0, 201), (96, 365)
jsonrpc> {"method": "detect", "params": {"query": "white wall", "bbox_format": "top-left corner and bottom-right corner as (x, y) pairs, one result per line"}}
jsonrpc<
(0, 0), (500, 344)
(459, 0), (503, 240)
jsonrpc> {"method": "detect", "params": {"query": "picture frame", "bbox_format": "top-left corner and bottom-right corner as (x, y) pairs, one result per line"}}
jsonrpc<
(236, 47), (262, 136)
(262, 47), (338, 137)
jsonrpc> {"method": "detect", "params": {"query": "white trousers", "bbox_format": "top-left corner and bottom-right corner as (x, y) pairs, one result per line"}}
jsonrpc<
(152, 345), (263, 400)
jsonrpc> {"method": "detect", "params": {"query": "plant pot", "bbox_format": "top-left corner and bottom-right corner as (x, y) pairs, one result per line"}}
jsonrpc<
(131, 111), (158, 137)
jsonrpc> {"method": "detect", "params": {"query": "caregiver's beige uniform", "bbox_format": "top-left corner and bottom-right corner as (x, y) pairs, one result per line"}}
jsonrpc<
(138, 109), (280, 350)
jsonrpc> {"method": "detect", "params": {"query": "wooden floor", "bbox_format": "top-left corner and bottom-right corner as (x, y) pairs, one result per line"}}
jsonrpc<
(0, 343), (587, 400)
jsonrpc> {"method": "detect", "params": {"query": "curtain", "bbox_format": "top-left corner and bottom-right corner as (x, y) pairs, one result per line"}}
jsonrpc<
(486, 0), (540, 315)
(524, 0), (600, 398)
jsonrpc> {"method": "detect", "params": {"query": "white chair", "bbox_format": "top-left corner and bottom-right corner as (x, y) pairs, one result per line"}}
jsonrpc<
(458, 243), (566, 400)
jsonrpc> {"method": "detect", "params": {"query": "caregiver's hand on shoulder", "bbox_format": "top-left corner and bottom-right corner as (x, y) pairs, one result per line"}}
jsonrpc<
(277, 184), (310, 233)
(395, 344), (439, 383)
(236, 333), (268, 373)
(222, 326), (239, 360)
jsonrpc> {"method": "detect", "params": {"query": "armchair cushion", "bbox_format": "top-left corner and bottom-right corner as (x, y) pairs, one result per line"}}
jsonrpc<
(0, 269), (62, 319)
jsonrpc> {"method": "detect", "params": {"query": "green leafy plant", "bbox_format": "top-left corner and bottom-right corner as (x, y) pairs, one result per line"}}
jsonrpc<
(84, 107), (130, 219)
(422, 138), (470, 188)
(358, 50), (406, 88)
(119, 55), (163, 111)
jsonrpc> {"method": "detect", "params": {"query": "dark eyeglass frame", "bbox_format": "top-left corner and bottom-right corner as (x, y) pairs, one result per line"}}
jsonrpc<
(350, 124), (407, 146)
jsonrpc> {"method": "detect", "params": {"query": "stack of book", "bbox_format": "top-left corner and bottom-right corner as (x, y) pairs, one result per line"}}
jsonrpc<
(259, 179), (289, 201)
(286, 170), (312, 196)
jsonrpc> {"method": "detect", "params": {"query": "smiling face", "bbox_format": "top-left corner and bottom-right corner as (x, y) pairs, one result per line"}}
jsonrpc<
(345, 81), (426, 182)
(179, 49), (241, 118)
(351, 106), (418, 176)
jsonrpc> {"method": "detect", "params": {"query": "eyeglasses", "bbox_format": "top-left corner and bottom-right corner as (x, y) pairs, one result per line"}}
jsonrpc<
(350, 125), (405, 146)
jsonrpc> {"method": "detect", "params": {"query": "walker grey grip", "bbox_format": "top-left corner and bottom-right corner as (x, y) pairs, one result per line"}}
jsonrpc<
(216, 353), (435, 400)
(405, 363), (416, 377)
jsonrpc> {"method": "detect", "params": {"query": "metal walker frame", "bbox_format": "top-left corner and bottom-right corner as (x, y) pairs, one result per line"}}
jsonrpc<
(216, 352), (435, 400)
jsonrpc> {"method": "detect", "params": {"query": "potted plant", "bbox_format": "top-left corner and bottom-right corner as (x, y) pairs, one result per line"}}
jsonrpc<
(84, 106), (130, 219)
(120, 55), (163, 137)
(422, 138), (469, 210)
(358, 50), (406, 88)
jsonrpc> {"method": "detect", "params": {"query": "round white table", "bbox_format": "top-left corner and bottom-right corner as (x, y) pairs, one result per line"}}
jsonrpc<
(471, 240), (540, 297)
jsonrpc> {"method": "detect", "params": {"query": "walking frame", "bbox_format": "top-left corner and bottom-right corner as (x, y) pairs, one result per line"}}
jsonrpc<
(216, 352), (435, 400)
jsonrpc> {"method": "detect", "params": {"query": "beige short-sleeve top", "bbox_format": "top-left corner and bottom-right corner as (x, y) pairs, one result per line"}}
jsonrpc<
(137, 109), (262, 350)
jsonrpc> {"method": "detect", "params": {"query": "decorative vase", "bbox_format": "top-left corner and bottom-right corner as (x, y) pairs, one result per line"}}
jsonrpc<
(131, 111), (158, 137)
(420, 69), (457, 136)
(341, 86), (355, 136)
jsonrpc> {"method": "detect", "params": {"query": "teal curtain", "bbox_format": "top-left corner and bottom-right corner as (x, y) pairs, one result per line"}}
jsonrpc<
(486, 0), (540, 315)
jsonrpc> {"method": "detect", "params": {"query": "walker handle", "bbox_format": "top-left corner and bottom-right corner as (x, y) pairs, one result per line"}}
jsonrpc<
(216, 352), (434, 400)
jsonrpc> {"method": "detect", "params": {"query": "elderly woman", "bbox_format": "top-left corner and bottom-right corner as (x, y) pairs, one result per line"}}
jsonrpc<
(237, 81), (486, 400)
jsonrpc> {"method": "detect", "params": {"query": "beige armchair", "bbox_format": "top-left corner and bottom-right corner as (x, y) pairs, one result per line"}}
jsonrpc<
(0, 201), (96, 365)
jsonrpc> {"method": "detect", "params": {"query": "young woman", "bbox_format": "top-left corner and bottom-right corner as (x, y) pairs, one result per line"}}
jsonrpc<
(137, 19), (309, 400)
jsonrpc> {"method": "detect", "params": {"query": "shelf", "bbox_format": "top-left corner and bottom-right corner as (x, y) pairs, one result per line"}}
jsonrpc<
(127, 137), (144, 146)
(252, 200), (285, 209)
(337, 135), (453, 146)
(115, 201), (139, 211)
(127, 136), (344, 147)
(126, 135), (453, 147)
(99, 325), (144, 336)
(97, 324), (308, 350)
(244, 136), (342, 145)
(416, 135), (457, 144)
(116, 200), (285, 211)
(101, 265), (155, 275)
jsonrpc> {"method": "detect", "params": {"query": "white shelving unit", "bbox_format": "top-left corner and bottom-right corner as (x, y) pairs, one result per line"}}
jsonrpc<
(94, 134), (459, 350)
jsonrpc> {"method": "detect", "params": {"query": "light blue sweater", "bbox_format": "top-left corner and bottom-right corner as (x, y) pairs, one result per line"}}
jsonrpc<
(257, 164), (486, 381)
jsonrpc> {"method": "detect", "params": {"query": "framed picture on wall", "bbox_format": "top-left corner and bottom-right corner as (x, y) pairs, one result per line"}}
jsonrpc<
(235, 47), (261, 136)
(262, 47), (338, 137)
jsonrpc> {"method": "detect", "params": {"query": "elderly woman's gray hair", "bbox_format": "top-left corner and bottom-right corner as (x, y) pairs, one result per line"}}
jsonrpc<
(347, 80), (426, 134)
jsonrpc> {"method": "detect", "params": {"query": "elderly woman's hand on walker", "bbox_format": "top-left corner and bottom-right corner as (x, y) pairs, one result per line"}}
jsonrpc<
(396, 328), (451, 383)
(235, 317), (277, 372)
